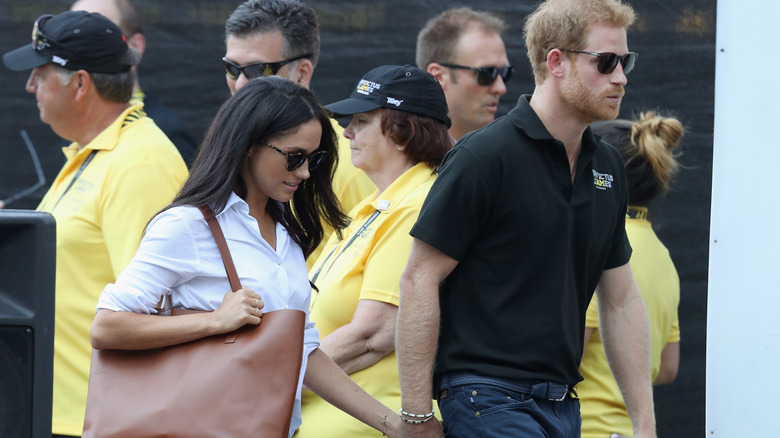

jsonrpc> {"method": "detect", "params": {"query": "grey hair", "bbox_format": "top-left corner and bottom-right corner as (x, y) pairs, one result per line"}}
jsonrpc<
(53, 48), (138, 103)
(54, 67), (77, 85)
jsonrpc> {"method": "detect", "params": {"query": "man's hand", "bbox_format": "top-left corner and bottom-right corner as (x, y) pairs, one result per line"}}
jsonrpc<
(397, 418), (444, 438)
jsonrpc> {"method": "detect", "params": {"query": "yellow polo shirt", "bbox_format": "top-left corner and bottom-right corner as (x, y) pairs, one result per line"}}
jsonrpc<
(38, 103), (188, 436)
(578, 212), (681, 438)
(306, 119), (375, 269)
(298, 163), (436, 437)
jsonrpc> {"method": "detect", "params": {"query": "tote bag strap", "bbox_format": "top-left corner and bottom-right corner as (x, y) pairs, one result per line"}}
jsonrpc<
(198, 205), (242, 292)
(198, 206), (246, 344)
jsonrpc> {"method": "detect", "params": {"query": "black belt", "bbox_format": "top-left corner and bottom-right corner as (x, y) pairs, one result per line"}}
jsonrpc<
(439, 372), (572, 402)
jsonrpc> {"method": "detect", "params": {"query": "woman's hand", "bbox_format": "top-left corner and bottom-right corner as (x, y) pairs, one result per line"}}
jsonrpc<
(210, 288), (264, 333)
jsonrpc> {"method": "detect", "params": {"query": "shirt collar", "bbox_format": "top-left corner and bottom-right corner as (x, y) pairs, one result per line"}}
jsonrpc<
(510, 94), (599, 162)
(220, 192), (290, 252)
(220, 191), (286, 221)
(61, 102), (146, 160)
(511, 95), (555, 141)
(365, 162), (435, 213)
(222, 191), (247, 215)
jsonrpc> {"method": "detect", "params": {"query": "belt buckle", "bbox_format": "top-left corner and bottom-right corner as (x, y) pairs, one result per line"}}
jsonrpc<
(549, 386), (568, 402)
(532, 382), (569, 401)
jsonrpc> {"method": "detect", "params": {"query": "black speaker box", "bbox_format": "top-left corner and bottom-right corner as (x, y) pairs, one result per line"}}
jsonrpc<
(0, 210), (56, 438)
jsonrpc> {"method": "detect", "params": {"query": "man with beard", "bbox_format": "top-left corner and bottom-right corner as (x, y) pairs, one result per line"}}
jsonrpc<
(395, 0), (657, 437)
(416, 8), (511, 142)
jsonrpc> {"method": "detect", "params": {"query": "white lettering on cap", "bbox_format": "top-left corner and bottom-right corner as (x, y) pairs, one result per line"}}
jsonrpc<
(356, 79), (381, 96)
(51, 55), (68, 67)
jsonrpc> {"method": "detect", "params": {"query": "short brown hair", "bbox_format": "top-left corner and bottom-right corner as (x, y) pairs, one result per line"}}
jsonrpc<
(416, 7), (505, 69)
(524, 0), (636, 84)
(380, 108), (451, 169)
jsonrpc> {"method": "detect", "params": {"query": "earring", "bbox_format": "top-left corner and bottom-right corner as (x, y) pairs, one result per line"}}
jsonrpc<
(396, 145), (403, 151)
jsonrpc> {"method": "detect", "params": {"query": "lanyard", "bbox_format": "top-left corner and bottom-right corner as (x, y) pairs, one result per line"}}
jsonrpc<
(48, 150), (98, 212)
(312, 209), (381, 284)
(43, 108), (144, 212)
(626, 206), (648, 220)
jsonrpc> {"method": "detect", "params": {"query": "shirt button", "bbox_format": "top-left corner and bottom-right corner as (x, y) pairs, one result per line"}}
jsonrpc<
(562, 187), (571, 195)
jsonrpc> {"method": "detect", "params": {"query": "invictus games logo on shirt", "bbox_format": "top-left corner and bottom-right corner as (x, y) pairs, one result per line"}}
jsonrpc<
(593, 169), (614, 190)
(356, 79), (381, 96)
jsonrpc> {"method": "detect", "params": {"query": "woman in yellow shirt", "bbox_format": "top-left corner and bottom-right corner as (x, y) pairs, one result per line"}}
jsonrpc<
(298, 65), (452, 437)
(579, 112), (685, 438)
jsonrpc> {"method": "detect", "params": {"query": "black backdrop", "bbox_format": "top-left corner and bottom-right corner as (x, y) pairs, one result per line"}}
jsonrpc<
(0, 1), (714, 436)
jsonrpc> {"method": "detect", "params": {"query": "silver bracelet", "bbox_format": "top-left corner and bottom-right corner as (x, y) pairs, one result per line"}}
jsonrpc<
(400, 414), (435, 424)
(399, 408), (435, 424)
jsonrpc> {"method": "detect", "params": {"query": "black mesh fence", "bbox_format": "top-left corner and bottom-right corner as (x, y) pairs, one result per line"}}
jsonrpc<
(0, 1), (714, 436)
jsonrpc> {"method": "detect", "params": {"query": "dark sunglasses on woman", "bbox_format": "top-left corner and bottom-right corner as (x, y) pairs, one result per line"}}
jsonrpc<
(262, 141), (328, 172)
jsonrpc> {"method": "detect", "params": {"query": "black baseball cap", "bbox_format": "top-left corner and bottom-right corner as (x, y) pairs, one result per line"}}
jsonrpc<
(3, 11), (131, 74)
(325, 65), (451, 128)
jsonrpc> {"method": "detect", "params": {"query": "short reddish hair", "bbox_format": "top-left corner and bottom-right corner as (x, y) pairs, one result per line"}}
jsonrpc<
(380, 108), (451, 169)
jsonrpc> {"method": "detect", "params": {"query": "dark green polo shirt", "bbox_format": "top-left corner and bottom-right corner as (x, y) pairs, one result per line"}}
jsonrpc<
(410, 95), (631, 386)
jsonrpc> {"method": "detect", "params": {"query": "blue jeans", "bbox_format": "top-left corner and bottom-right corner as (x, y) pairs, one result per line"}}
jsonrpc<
(437, 374), (581, 438)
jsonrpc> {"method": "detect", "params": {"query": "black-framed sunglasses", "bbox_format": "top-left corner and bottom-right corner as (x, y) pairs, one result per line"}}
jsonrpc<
(222, 54), (311, 80)
(262, 141), (328, 172)
(32, 14), (55, 52)
(439, 63), (514, 86)
(556, 48), (638, 75)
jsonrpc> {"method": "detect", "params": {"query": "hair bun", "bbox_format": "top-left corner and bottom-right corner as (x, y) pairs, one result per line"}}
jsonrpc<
(634, 112), (684, 152)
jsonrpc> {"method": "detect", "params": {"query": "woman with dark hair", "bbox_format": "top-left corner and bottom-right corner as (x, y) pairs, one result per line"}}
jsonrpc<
(579, 112), (685, 438)
(90, 77), (397, 437)
(298, 65), (452, 437)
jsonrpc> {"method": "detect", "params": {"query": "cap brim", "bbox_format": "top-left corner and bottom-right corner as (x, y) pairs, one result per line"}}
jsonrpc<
(324, 98), (382, 117)
(3, 45), (49, 71)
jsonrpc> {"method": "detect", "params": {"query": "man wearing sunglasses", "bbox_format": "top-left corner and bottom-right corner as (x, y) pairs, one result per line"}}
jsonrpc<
(397, 1), (658, 438)
(417, 8), (511, 142)
(224, 0), (376, 268)
(2, 10), (187, 438)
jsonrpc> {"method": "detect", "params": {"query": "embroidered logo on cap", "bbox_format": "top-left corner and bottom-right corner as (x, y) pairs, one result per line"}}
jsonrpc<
(357, 79), (381, 95)
(387, 97), (403, 107)
(51, 55), (68, 66)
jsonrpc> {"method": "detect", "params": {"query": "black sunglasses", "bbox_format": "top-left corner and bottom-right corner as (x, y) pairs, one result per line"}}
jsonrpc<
(262, 141), (328, 172)
(556, 48), (638, 75)
(439, 63), (514, 86)
(32, 14), (55, 52)
(222, 54), (311, 80)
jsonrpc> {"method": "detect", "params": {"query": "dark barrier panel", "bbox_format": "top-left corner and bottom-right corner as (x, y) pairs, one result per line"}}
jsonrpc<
(0, 1), (713, 435)
(0, 211), (56, 438)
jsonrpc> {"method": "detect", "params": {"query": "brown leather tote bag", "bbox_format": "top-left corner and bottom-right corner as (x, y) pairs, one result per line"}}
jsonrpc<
(83, 206), (305, 438)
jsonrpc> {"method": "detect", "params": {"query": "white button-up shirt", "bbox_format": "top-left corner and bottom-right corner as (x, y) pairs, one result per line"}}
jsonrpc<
(97, 192), (319, 435)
